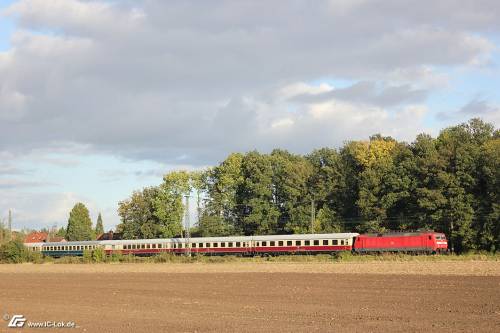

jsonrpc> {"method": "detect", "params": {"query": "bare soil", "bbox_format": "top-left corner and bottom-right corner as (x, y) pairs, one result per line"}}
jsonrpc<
(0, 262), (499, 332)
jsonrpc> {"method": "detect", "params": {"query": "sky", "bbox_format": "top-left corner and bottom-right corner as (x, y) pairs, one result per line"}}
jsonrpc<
(0, 0), (499, 231)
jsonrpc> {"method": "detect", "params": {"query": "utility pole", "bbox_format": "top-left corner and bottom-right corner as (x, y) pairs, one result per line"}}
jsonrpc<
(310, 199), (315, 234)
(184, 195), (191, 257)
(8, 209), (12, 241)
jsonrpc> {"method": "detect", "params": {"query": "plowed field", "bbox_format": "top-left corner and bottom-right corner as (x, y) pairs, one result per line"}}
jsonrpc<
(0, 262), (499, 332)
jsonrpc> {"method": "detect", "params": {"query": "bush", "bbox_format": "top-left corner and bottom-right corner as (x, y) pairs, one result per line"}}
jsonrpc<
(55, 256), (82, 264)
(27, 251), (46, 264)
(82, 249), (93, 263)
(0, 239), (30, 263)
(106, 252), (124, 263)
(91, 247), (106, 263)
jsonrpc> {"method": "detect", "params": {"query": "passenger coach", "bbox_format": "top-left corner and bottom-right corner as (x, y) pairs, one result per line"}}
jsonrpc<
(26, 233), (359, 257)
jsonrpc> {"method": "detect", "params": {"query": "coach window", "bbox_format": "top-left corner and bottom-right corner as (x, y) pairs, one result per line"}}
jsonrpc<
(206, 243), (211, 248)
(213, 243), (218, 248)
(333, 240), (338, 245)
(269, 241), (275, 246)
(228, 242), (233, 247)
(235, 242), (241, 247)
(278, 241), (284, 246)
(218, 242), (224, 248)
(287, 240), (293, 246)
(304, 240), (310, 246)
(262, 241), (267, 247)
(199, 243), (204, 248)
(314, 240), (319, 246)
(323, 240), (328, 246)
(295, 241), (301, 246)
(341, 240), (345, 245)
(192, 243), (197, 248)
(256, 242), (260, 247)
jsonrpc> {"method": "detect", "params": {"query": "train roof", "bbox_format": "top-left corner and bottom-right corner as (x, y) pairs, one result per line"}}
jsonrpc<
(99, 233), (359, 245)
(359, 231), (444, 237)
(32, 233), (360, 246)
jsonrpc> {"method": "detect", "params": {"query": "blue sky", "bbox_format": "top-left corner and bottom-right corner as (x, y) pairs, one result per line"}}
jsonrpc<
(0, 0), (499, 231)
(0, 1), (14, 51)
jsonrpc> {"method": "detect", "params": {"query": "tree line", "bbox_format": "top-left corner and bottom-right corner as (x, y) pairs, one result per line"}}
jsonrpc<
(116, 118), (499, 253)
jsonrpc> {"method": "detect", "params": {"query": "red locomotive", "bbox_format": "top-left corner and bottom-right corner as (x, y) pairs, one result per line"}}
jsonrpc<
(353, 231), (448, 254)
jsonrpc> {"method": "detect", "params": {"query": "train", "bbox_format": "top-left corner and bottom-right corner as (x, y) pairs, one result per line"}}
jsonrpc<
(24, 231), (448, 257)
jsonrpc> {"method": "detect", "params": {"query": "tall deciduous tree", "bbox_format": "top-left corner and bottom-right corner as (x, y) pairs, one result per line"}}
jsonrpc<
(153, 171), (191, 237)
(117, 187), (161, 239)
(66, 203), (94, 241)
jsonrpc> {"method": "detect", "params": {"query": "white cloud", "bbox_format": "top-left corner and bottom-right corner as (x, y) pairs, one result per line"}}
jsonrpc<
(0, 191), (105, 230)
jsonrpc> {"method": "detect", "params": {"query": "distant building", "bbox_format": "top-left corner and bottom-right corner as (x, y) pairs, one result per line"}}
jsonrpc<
(24, 231), (48, 243)
(97, 230), (123, 241)
(48, 236), (67, 243)
(24, 232), (67, 243)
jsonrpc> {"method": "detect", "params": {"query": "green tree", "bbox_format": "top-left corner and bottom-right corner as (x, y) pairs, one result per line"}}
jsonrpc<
(117, 187), (161, 239)
(153, 171), (191, 237)
(0, 239), (29, 263)
(55, 227), (66, 238)
(271, 149), (313, 233)
(234, 151), (280, 235)
(202, 153), (244, 235)
(66, 203), (94, 241)
(95, 213), (104, 236)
